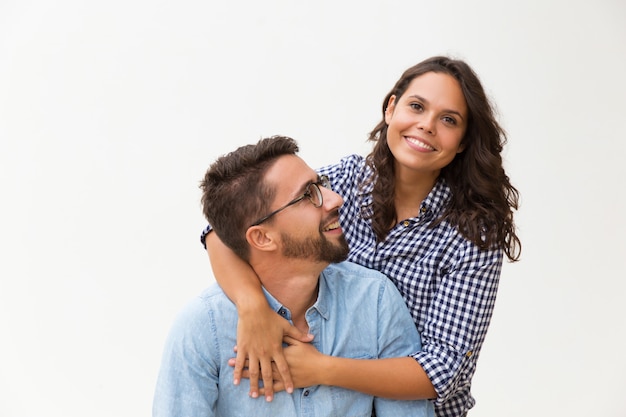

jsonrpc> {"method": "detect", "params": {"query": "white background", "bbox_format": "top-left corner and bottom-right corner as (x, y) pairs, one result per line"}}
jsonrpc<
(1, 0), (625, 416)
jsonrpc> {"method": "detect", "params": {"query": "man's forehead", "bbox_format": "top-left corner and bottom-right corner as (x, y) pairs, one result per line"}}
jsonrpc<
(266, 155), (317, 188)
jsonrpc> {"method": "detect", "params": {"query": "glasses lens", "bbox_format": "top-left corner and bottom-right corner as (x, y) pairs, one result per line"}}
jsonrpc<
(320, 175), (331, 189)
(309, 183), (323, 207)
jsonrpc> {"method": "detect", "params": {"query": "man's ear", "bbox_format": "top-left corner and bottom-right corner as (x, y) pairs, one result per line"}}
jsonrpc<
(246, 226), (278, 252)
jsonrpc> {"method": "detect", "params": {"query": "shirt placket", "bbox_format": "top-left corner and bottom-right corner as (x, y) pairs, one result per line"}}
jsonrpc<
(300, 308), (321, 417)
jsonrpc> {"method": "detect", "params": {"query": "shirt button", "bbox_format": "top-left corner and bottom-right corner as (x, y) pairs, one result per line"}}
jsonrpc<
(279, 308), (286, 316)
(420, 206), (427, 214)
(466, 351), (473, 358)
(303, 390), (310, 397)
(403, 220), (409, 226)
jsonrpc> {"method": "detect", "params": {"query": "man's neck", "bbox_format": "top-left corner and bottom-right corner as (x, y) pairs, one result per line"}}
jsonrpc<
(253, 259), (326, 333)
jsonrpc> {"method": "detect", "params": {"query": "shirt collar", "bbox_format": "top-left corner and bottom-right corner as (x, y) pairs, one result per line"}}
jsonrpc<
(311, 271), (330, 320)
(422, 177), (451, 217)
(359, 169), (452, 219)
(260, 271), (331, 321)
(261, 287), (285, 315)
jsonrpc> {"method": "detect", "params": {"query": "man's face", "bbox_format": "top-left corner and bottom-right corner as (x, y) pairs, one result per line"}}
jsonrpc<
(263, 155), (348, 263)
(280, 218), (349, 263)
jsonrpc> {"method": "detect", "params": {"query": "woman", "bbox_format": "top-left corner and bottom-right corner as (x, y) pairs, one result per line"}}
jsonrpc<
(203, 56), (521, 417)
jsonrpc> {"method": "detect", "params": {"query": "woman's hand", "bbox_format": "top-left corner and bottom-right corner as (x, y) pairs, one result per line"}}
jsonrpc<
(231, 335), (326, 395)
(281, 336), (327, 387)
(233, 307), (314, 401)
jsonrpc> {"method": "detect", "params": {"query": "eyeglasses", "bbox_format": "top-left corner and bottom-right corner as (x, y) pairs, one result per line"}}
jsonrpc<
(249, 175), (332, 227)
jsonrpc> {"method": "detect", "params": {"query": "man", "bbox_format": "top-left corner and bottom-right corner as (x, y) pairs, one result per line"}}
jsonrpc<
(152, 135), (434, 417)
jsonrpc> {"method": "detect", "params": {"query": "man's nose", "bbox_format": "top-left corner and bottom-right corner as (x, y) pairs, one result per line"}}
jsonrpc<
(321, 186), (343, 210)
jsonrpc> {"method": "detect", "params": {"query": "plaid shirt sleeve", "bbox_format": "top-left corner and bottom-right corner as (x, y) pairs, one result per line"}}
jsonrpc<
(200, 224), (212, 249)
(412, 243), (502, 415)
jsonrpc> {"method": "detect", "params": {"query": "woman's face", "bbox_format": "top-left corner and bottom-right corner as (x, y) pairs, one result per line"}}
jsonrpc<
(385, 71), (468, 178)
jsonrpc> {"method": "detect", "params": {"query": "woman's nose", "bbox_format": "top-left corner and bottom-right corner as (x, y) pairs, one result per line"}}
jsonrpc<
(417, 114), (436, 135)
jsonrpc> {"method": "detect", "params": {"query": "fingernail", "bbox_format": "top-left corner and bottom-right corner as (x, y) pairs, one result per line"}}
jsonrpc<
(287, 387), (293, 394)
(233, 378), (239, 386)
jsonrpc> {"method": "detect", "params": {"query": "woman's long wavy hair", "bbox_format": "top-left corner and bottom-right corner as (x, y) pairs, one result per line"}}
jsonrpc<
(365, 56), (521, 261)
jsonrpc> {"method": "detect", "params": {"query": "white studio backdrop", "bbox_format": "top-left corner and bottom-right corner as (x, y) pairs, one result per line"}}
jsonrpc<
(1, 0), (625, 416)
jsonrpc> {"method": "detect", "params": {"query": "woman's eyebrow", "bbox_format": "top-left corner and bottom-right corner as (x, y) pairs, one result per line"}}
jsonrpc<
(407, 94), (465, 121)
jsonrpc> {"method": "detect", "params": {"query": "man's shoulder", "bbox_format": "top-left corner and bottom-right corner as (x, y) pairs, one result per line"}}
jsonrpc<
(323, 261), (388, 283)
(175, 284), (234, 322)
(325, 261), (385, 278)
(321, 262), (406, 310)
(165, 283), (237, 348)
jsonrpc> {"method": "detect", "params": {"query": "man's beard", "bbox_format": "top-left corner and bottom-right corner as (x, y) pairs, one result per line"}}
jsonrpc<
(280, 230), (349, 264)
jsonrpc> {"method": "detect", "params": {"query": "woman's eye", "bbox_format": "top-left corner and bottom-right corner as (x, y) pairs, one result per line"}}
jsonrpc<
(442, 116), (457, 125)
(410, 103), (424, 111)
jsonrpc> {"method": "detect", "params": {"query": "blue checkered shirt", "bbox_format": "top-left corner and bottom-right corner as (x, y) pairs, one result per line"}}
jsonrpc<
(200, 154), (503, 417)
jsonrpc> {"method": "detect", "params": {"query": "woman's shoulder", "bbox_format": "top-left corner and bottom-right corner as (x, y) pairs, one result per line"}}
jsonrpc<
(318, 154), (373, 190)
(318, 154), (366, 174)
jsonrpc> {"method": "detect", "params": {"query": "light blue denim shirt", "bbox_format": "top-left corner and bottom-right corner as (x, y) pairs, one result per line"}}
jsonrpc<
(153, 261), (434, 417)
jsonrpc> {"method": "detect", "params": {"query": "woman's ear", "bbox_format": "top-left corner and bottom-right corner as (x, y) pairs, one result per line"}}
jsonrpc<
(384, 95), (397, 124)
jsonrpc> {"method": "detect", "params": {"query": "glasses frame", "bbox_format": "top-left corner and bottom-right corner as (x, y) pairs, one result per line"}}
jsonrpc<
(249, 175), (331, 227)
